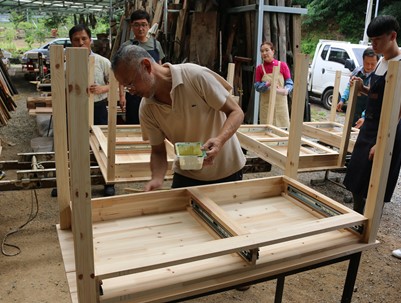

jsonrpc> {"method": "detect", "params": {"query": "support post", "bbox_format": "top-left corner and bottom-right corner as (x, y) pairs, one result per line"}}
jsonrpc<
(106, 69), (118, 182)
(88, 56), (95, 127)
(337, 81), (360, 168)
(330, 70), (342, 122)
(66, 48), (97, 303)
(364, 61), (401, 243)
(284, 53), (309, 178)
(50, 45), (71, 230)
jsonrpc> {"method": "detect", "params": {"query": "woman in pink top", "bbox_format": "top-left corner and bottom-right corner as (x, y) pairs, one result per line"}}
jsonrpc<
(254, 41), (293, 127)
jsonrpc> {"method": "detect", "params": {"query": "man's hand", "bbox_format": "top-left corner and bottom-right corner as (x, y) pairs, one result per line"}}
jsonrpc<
(202, 138), (223, 166)
(355, 118), (364, 129)
(276, 87), (288, 96)
(369, 144), (376, 161)
(336, 101), (344, 112)
(350, 76), (363, 86)
(144, 178), (163, 191)
(89, 84), (107, 95)
(119, 94), (126, 111)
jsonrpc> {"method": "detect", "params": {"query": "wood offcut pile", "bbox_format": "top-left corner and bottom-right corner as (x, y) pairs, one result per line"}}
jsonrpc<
(0, 50), (17, 126)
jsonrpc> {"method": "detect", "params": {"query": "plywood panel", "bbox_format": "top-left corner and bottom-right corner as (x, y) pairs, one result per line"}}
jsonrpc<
(189, 12), (218, 69)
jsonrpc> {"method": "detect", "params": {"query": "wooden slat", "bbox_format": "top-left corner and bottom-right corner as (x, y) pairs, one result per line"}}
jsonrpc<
(266, 65), (279, 125)
(329, 71), (341, 122)
(50, 45), (71, 230)
(152, 0), (164, 27)
(95, 211), (366, 280)
(66, 47), (97, 303)
(88, 56), (95, 127)
(173, 6), (188, 59)
(364, 60), (401, 243)
(187, 188), (249, 237)
(26, 96), (52, 109)
(285, 53), (309, 178)
(337, 81), (359, 167)
(106, 70), (118, 182)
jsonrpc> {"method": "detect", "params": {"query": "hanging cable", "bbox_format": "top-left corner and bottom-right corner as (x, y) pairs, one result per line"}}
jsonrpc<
(1, 189), (40, 256)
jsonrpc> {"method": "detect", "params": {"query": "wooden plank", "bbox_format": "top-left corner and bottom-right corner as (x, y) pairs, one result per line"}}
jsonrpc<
(302, 122), (358, 153)
(226, 63), (235, 94)
(189, 12), (218, 69)
(364, 60), (401, 243)
(50, 45), (71, 230)
(28, 107), (53, 115)
(26, 96), (52, 109)
(91, 188), (190, 222)
(89, 126), (175, 183)
(329, 71), (341, 122)
(291, 5), (302, 61)
(57, 226), (376, 303)
(88, 56), (95, 127)
(337, 81), (359, 167)
(266, 65), (280, 125)
(95, 211), (366, 280)
(66, 48), (97, 303)
(283, 176), (361, 215)
(106, 70), (118, 182)
(173, 7), (188, 59)
(187, 188), (250, 237)
(285, 53), (308, 178)
(152, 0), (164, 27)
(98, 238), (375, 303)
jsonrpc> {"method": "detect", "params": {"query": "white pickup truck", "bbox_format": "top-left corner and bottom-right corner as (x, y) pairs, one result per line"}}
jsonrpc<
(308, 40), (368, 110)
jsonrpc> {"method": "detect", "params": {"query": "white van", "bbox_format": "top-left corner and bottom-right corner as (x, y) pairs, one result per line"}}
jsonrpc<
(308, 40), (368, 109)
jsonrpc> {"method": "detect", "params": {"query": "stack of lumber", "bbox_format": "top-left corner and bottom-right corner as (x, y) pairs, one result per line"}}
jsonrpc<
(110, 0), (299, 120)
(0, 53), (17, 126)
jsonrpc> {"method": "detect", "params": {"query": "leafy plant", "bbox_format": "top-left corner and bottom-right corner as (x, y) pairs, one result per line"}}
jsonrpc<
(43, 13), (68, 30)
(9, 11), (26, 30)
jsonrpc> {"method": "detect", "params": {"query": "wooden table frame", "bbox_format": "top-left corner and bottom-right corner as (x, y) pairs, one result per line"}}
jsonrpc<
(52, 48), (401, 303)
(89, 124), (175, 183)
(302, 70), (360, 153)
(237, 79), (360, 172)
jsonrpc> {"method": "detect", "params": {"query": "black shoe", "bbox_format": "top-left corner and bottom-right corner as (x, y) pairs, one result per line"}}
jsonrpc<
(51, 188), (58, 197)
(344, 195), (353, 203)
(236, 285), (251, 291)
(104, 185), (115, 197)
(0, 170), (5, 180)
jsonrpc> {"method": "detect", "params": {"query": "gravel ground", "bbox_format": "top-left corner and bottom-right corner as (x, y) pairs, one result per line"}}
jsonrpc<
(0, 66), (400, 303)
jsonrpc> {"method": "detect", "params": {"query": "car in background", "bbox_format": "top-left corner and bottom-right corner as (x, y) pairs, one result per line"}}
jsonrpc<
(21, 38), (72, 64)
(308, 40), (369, 110)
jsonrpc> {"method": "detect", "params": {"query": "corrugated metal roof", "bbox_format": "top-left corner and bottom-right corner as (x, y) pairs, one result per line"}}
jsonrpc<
(0, 0), (126, 14)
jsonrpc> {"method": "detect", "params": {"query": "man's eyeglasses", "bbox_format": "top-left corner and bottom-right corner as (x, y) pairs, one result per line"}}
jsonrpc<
(132, 22), (149, 29)
(125, 75), (138, 93)
(125, 82), (136, 92)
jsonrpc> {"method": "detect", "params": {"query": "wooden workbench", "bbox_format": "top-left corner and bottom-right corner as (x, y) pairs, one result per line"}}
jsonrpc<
(53, 48), (401, 303)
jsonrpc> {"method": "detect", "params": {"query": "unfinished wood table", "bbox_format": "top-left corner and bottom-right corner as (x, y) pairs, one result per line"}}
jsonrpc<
(302, 121), (359, 153)
(237, 124), (340, 171)
(237, 81), (361, 172)
(57, 176), (374, 303)
(54, 50), (401, 303)
(89, 124), (175, 183)
(302, 72), (361, 154)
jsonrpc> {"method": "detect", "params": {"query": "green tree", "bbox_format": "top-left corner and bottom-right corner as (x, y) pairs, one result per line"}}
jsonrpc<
(19, 21), (35, 48)
(9, 11), (26, 30)
(43, 13), (68, 30)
